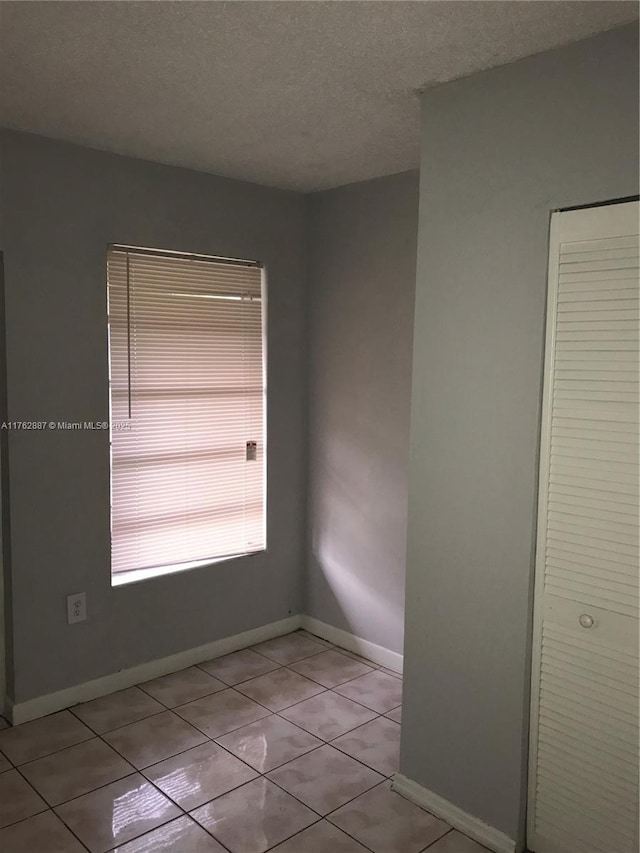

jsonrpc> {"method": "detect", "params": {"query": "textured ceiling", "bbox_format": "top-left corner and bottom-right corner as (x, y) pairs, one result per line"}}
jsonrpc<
(0, 1), (637, 191)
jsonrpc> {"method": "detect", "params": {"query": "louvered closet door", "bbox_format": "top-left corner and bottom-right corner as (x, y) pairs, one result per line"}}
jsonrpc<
(528, 200), (639, 853)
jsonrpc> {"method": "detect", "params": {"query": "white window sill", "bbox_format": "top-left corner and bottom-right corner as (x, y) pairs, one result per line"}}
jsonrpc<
(111, 551), (261, 588)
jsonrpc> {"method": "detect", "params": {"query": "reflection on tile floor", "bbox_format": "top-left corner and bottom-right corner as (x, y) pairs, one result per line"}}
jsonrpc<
(0, 631), (489, 853)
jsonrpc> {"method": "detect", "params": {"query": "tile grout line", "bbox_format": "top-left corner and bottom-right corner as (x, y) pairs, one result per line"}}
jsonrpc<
(263, 763), (384, 821)
(61, 677), (384, 848)
(3, 698), (231, 849)
(2, 763), (48, 825)
(1, 634), (407, 853)
(2, 687), (397, 818)
(225, 655), (400, 718)
(72, 695), (395, 849)
(6, 719), (385, 850)
(420, 827), (457, 852)
(6, 763), (93, 852)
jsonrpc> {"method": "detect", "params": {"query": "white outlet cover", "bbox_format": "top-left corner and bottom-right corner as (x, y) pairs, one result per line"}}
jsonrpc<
(67, 592), (87, 624)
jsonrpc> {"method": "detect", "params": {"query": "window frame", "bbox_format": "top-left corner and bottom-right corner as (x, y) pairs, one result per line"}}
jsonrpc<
(106, 243), (268, 586)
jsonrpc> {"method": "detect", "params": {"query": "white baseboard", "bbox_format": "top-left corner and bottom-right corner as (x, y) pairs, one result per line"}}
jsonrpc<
(392, 774), (517, 853)
(301, 615), (403, 673)
(10, 615), (302, 725)
(9, 613), (402, 725)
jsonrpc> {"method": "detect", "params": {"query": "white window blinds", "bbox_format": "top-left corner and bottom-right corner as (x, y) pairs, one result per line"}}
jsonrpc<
(107, 246), (266, 577)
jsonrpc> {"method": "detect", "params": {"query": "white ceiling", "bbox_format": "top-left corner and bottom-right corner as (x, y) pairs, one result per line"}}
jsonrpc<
(1, 1), (637, 191)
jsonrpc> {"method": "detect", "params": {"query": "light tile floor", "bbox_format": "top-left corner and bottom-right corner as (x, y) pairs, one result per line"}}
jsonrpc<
(0, 630), (490, 853)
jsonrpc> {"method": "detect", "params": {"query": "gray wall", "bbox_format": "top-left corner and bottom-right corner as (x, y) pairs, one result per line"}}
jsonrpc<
(402, 23), (639, 844)
(307, 172), (419, 654)
(0, 130), (308, 703)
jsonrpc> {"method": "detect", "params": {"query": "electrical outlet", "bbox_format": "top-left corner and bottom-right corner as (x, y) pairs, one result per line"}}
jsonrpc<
(67, 592), (87, 624)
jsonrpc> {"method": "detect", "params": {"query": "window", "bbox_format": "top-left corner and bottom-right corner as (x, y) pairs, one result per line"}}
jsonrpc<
(107, 245), (266, 583)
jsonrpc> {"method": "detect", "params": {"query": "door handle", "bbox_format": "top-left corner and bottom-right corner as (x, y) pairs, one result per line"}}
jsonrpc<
(578, 614), (595, 629)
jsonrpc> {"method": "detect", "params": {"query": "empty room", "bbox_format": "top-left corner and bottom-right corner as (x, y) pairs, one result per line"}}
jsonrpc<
(0, 2), (638, 852)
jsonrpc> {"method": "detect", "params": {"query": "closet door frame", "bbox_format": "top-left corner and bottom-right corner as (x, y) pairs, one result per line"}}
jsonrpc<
(527, 207), (561, 853)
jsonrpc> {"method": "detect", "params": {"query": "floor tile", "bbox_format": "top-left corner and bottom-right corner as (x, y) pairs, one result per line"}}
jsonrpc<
(55, 773), (181, 853)
(269, 819), (371, 852)
(267, 744), (383, 814)
(216, 714), (322, 773)
(0, 711), (93, 766)
(278, 691), (378, 741)
(333, 670), (403, 713)
(0, 769), (48, 828)
(72, 687), (165, 734)
(103, 710), (207, 769)
(328, 782), (450, 853)
(143, 740), (258, 811)
(20, 737), (134, 806)
(113, 815), (228, 852)
(140, 667), (226, 707)
(251, 633), (326, 665)
(0, 810), (87, 852)
(332, 716), (401, 776)
(385, 705), (402, 723)
(0, 635), (418, 853)
(175, 688), (270, 738)
(198, 649), (280, 685)
(427, 829), (492, 852)
(191, 776), (318, 853)
(235, 667), (325, 712)
(289, 650), (374, 688)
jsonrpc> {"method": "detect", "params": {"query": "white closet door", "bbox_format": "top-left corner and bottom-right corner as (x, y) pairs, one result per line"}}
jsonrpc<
(528, 200), (639, 853)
